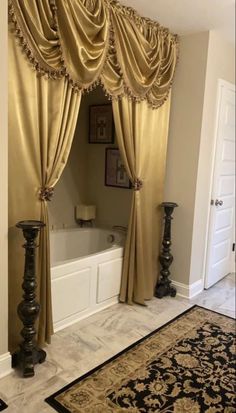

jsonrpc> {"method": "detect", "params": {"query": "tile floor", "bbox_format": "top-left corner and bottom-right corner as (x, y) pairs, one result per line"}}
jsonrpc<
(0, 273), (235, 413)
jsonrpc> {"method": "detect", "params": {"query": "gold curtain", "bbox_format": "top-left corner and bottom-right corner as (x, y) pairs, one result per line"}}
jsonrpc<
(112, 96), (171, 304)
(9, 0), (178, 108)
(8, 0), (179, 349)
(8, 28), (81, 350)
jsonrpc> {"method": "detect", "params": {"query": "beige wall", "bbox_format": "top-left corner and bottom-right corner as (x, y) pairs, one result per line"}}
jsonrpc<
(49, 86), (132, 229)
(86, 144), (132, 227)
(164, 32), (209, 285)
(190, 31), (235, 284)
(0, 0), (11, 373)
(85, 90), (132, 228)
(48, 95), (89, 228)
(165, 30), (235, 287)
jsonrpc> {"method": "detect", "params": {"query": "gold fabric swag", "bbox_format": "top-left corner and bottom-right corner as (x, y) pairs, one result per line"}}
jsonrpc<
(9, 0), (178, 108)
(8, 0), (179, 350)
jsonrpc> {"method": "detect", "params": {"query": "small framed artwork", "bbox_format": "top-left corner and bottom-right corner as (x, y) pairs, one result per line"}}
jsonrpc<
(105, 148), (132, 189)
(89, 104), (114, 144)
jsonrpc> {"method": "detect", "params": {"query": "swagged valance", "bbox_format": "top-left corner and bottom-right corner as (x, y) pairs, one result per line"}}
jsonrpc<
(8, 0), (179, 108)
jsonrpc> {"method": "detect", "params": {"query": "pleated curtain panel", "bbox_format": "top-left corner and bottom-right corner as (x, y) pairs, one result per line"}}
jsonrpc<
(8, 0), (179, 350)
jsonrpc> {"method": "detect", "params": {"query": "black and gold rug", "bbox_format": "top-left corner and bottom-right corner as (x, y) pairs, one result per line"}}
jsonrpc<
(45, 306), (236, 413)
(0, 399), (7, 411)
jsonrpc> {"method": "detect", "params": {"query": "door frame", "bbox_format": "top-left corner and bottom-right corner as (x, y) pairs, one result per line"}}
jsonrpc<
(204, 79), (235, 289)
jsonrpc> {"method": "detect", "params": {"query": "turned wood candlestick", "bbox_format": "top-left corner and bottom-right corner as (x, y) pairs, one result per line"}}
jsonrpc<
(12, 220), (47, 377)
(155, 202), (178, 299)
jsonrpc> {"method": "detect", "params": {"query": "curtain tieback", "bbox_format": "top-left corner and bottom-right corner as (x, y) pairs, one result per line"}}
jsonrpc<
(133, 178), (143, 191)
(39, 187), (54, 201)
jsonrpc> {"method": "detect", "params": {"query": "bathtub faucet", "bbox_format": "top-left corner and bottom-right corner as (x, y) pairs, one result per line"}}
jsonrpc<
(112, 225), (128, 234)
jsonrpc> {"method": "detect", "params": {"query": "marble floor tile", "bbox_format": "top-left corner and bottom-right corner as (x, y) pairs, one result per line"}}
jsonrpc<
(6, 375), (67, 413)
(0, 273), (234, 413)
(190, 273), (235, 317)
(0, 357), (62, 401)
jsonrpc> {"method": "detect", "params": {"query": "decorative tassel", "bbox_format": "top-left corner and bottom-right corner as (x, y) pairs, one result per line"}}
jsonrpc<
(39, 187), (54, 202)
(133, 179), (143, 191)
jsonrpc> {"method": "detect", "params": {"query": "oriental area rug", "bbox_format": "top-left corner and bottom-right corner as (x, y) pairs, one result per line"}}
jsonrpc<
(0, 399), (7, 412)
(45, 306), (235, 413)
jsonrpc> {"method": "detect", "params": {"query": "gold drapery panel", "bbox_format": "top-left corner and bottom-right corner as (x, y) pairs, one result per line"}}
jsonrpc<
(8, 0), (178, 350)
(8, 0), (178, 109)
(8, 27), (81, 350)
(112, 96), (171, 304)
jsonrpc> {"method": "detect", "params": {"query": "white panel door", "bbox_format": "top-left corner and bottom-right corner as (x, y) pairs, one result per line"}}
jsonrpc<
(205, 81), (235, 289)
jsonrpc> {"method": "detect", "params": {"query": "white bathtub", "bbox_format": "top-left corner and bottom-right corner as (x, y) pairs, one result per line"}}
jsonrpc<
(50, 227), (124, 332)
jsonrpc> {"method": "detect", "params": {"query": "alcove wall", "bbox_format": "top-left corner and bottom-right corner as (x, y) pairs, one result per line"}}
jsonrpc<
(48, 86), (133, 229)
(164, 30), (235, 292)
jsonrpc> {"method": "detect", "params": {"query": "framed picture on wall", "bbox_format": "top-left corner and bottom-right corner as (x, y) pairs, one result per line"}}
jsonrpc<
(105, 148), (132, 189)
(89, 104), (114, 143)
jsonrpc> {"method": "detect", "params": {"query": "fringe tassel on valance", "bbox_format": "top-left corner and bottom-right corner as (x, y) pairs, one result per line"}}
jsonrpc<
(8, 0), (179, 109)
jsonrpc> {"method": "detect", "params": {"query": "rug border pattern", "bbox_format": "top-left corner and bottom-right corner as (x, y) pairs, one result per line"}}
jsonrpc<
(45, 305), (235, 413)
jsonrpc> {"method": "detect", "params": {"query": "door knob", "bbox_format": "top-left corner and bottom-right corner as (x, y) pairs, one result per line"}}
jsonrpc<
(215, 199), (223, 206)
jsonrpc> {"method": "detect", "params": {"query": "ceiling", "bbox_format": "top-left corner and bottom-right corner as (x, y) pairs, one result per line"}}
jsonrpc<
(120, 0), (235, 43)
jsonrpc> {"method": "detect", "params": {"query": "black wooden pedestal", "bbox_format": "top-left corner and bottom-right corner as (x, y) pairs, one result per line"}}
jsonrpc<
(12, 220), (47, 377)
(155, 202), (178, 299)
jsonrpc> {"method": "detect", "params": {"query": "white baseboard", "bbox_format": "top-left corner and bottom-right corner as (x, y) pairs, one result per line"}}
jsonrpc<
(0, 352), (12, 378)
(171, 279), (204, 299)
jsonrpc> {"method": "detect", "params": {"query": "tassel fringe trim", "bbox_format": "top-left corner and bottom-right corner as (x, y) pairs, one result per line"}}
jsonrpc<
(9, 0), (179, 110)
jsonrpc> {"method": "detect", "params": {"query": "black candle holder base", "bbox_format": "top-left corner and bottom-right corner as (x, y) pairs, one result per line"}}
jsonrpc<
(155, 202), (178, 300)
(12, 347), (46, 378)
(155, 280), (177, 299)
